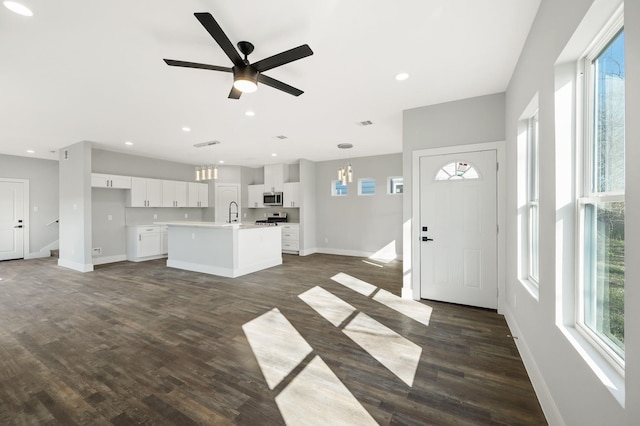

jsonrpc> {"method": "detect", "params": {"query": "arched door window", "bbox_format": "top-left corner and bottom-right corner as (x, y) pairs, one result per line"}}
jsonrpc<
(435, 161), (480, 181)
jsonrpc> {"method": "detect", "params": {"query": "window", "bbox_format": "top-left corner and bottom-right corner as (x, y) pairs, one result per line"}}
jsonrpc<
(358, 178), (376, 196)
(577, 24), (625, 362)
(331, 180), (347, 196)
(388, 176), (403, 194)
(435, 161), (479, 181)
(527, 111), (540, 284)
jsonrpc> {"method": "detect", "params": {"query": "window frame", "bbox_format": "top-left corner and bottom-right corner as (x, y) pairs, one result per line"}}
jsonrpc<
(387, 176), (403, 194)
(575, 15), (625, 368)
(331, 180), (348, 196)
(527, 110), (540, 286)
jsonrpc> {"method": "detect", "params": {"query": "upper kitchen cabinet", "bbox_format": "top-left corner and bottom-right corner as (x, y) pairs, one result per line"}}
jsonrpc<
(264, 164), (289, 193)
(283, 182), (300, 208)
(161, 180), (188, 207)
(127, 177), (162, 207)
(248, 184), (265, 208)
(91, 173), (131, 189)
(188, 182), (209, 207)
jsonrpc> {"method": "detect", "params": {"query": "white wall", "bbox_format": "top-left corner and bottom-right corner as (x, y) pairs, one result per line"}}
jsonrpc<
(504, 0), (638, 424)
(58, 141), (93, 271)
(313, 153), (403, 258)
(0, 154), (59, 255)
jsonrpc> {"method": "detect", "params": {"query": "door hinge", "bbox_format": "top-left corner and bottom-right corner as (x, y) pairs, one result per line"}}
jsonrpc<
(496, 162), (499, 171)
(497, 224), (499, 234)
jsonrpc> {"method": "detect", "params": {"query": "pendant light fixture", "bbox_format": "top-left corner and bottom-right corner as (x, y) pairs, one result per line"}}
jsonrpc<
(194, 140), (220, 181)
(337, 143), (354, 185)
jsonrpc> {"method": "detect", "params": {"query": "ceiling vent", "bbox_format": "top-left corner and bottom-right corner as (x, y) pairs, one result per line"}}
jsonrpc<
(275, 135), (288, 140)
(357, 120), (373, 126)
(193, 140), (220, 148)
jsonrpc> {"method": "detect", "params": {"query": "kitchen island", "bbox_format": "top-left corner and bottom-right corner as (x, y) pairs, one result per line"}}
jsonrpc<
(158, 222), (282, 278)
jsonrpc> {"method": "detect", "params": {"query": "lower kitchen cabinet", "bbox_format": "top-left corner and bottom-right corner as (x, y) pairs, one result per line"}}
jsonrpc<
(127, 225), (168, 261)
(281, 223), (299, 254)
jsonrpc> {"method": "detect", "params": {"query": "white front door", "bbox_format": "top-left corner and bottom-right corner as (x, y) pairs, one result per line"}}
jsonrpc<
(419, 150), (497, 309)
(0, 180), (25, 261)
(215, 184), (240, 223)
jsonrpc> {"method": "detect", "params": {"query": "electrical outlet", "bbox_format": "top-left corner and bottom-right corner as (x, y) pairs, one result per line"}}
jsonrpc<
(153, 214), (158, 219)
(33, 206), (38, 212)
(324, 237), (328, 243)
(191, 233), (195, 240)
(92, 247), (102, 256)
(107, 215), (112, 221)
(184, 213), (188, 219)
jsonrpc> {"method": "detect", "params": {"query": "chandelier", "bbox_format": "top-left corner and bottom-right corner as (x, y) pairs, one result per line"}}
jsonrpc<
(194, 141), (220, 181)
(337, 143), (353, 185)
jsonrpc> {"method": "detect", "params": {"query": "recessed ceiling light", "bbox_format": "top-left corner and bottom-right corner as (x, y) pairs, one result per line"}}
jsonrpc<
(245, 111), (255, 117)
(124, 141), (133, 146)
(395, 72), (410, 81)
(182, 126), (191, 132)
(218, 160), (224, 164)
(26, 149), (35, 154)
(271, 153), (277, 157)
(3, 1), (33, 16)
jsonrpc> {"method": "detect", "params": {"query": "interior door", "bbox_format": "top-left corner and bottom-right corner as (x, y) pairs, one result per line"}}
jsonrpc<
(215, 184), (240, 223)
(419, 150), (497, 309)
(0, 180), (25, 261)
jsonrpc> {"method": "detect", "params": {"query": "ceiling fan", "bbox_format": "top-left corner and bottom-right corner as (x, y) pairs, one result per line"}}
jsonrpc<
(164, 12), (313, 99)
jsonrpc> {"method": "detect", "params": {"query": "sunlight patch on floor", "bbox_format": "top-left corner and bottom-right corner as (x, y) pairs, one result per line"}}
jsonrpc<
(242, 308), (312, 390)
(343, 312), (422, 386)
(298, 286), (355, 327)
(373, 288), (433, 326)
(275, 355), (377, 426)
(368, 241), (397, 264)
(331, 272), (376, 296)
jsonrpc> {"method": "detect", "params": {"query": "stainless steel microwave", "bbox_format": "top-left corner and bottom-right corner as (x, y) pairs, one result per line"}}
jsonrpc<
(263, 192), (283, 206)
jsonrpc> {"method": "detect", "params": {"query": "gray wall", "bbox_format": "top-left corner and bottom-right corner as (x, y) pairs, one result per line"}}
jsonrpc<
(314, 153), (403, 257)
(300, 159), (317, 254)
(503, 0), (638, 424)
(0, 154), (59, 255)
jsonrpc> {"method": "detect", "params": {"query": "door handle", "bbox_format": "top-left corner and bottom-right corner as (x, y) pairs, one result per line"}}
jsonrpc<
(421, 236), (433, 242)
(15, 225), (23, 228)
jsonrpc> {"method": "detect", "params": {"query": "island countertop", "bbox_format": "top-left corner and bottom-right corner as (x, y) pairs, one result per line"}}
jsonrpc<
(155, 221), (262, 229)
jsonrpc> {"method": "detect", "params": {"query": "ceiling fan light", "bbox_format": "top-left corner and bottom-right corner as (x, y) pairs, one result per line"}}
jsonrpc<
(234, 78), (257, 93)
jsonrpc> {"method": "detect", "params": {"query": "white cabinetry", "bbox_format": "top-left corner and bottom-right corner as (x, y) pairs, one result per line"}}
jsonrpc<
(188, 182), (209, 207)
(283, 182), (301, 208)
(248, 184), (265, 208)
(91, 173), (131, 189)
(127, 225), (166, 261)
(162, 180), (188, 207)
(127, 177), (162, 207)
(281, 223), (299, 254)
(264, 164), (288, 193)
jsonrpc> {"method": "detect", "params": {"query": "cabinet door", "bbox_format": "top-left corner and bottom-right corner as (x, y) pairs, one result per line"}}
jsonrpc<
(175, 181), (188, 207)
(283, 182), (300, 208)
(161, 180), (176, 207)
(91, 173), (110, 188)
(198, 183), (209, 207)
(137, 229), (161, 257)
(187, 182), (199, 207)
(248, 184), (264, 208)
(128, 177), (147, 207)
(146, 179), (162, 207)
(264, 164), (284, 192)
(160, 226), (168, 254)
(109, 175), (132, 189)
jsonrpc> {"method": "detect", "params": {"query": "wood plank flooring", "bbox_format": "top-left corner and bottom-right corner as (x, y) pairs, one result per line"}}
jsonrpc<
(0, 254), (546, 425)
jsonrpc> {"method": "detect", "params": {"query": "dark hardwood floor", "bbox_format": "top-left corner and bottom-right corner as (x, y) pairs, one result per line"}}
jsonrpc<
(0, 254), (546, 425)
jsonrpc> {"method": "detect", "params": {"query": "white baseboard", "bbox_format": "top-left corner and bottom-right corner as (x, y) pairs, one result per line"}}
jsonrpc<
(92, 254), (127, 265)
(25, 251), (51, 259)
(57, 258), (94, 272)
(314, 247), (376, 258)
(504, 308), (564, 426)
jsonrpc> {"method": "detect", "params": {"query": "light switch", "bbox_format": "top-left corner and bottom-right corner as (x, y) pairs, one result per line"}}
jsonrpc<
(107, 215), (113, 221)
(153, 214), (158, 219)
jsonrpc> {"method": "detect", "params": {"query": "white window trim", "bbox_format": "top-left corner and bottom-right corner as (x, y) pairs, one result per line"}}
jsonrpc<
(387, 176), (403, 195)
(526, 111), (540, 287)
(331, 180), (347, 197)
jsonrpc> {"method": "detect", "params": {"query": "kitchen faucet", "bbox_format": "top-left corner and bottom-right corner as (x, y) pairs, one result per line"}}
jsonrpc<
(228, 201), (239, 223)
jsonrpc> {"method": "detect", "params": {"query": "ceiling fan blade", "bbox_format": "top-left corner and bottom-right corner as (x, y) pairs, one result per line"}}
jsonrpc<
(257, 74), (304, 96)
(164, 59), (232, 73)
(228, 86), (242, 99)
(194, 12), (244, 67)
(252, 44), (313, 73)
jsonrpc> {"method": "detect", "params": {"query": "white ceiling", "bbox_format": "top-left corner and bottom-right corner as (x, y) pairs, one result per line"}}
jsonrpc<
(0, 0), (540, 167)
